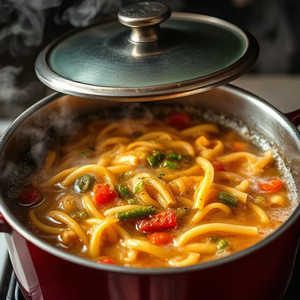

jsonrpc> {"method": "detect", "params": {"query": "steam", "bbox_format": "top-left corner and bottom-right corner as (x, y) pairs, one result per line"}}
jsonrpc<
(0, 65), (42, 104)
(0, 0), (122, 107)
(61, 0), (121, 27)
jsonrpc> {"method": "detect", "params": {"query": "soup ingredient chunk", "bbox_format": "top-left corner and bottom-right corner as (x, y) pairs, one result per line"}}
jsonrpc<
(137, 209), (177, 232)
(94, 183), (117, 204)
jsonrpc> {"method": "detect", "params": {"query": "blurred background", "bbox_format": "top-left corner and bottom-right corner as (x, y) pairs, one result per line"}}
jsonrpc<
(0, 0), (299, 117)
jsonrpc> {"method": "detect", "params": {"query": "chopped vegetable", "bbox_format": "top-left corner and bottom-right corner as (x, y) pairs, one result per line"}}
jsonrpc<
(97, 257), (115, 264)
(18, 188), (42, 206)
(232, 142), (247, 152)
(217, 239), (228, 250)
(94, 183), (117, 205)
(254, 195), (266, 204)
(70, 211), (89, 220)
(74, 174), (94, 193)
(167, 153), (185, 161)
(163, 160), (179, 169)
(147, 155), (159, 167)
(218, 192), (237, 207)
(117, 206), (155, 221)
(137, 209), (177, 232)
(133, 180), (145, 194)
(147, 151), (166, 168)
(152, 151), (166, 161)
(166, 112), (190, 128)
(258, 178), (283, 192)
(212, 161), (226, 171)
(148, 232), (173, 245)
(117, 184), (131, 199)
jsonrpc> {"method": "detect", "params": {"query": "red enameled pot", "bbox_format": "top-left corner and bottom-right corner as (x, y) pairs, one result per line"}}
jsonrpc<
(0, 85), (299, 300)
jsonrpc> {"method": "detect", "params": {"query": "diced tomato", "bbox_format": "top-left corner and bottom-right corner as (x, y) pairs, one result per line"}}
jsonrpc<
(147, 232), (173, 245)
(137, 209), (177, 232)
(94, 184), (117, 205)
(232, 142), (247, 152)
(18, 188), (42, 206)
(212, 161), (226, 171)
(258, 178), (283, 192)
(97, 257), (115, 264)
(166, 113), (190, 128)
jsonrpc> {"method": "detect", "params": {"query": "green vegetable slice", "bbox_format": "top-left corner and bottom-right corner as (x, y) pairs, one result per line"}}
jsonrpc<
(117, 206), (155, 221)
(147, 155), (159, 167)
(163, 160), (179, 169)
(167, 153), (185, 161)
(217, 239), (228, 250)
(117, 185), (131, 199)
(133, 180), (145, 194)
(74, 174), (94, 193)
(218, 192), (237, 207)
(152, 151), (166, 162)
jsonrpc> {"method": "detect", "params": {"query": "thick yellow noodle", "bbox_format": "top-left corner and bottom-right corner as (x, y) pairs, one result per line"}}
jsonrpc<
(177, 223), (258, 246)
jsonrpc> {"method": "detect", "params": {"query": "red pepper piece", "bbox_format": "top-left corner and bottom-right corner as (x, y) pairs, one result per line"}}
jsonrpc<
(18, 188), (42, 206)
(258, 178), (283, 192)
(147, 232), (173, 245)
(94, 184), (117, 205)
(166, 113), (190, 128)
(137, 209), (177, 232)
(97, 257), (115, 264)
(212, 161), (226, 171)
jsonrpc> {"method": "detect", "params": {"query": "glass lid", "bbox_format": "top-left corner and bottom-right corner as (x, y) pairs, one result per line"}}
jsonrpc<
(35, 1), (259, 101)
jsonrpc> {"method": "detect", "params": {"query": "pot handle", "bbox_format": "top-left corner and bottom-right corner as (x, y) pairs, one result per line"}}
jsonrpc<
(0, 212), (10, 233)
(285, 109), (300, 127)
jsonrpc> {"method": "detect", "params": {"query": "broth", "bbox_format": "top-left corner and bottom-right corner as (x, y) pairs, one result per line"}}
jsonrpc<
(11, 111), (294, 268)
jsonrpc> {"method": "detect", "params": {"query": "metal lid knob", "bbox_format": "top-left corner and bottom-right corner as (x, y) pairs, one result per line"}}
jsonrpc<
(118, 2), (171, 43)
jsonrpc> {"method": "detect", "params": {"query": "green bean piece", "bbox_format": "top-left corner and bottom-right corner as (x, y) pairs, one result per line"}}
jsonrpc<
(133, 180), (145, 194)
(163, 160), (179, 169)
(117, 206), (155, 221)
(152, 151), (166, 162)
(217, 239), (228, 250)
(147, 155), (159, 167)
(131, 131), (143, 138)
(168, 153), (184, 161)
(117, 185), (131, 199)
(218, 192), (237, 207)
(74, 174), (94, 193)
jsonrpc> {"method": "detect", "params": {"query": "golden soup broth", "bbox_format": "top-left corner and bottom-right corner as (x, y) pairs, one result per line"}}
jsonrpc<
(15, 114), (293, 267)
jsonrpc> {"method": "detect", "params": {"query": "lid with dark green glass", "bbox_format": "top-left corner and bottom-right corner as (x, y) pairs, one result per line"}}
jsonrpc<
(35, 1), (259, 101)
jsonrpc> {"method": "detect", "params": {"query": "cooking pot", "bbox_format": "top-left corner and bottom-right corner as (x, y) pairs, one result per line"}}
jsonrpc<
(0, 2), (300, 299)
(0, 85), (299, 300)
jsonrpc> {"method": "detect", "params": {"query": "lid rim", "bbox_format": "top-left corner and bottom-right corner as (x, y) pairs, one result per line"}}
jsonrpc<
(35, 12), (259, 101)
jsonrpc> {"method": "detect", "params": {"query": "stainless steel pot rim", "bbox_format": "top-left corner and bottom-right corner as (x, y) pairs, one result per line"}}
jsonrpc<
(0, 85), (299, 275)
